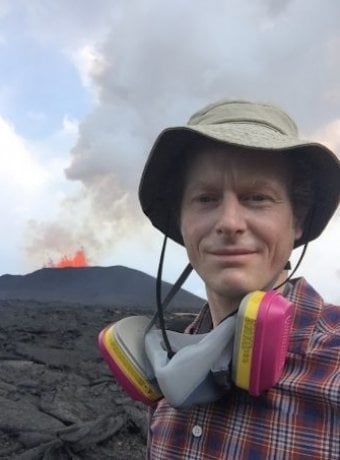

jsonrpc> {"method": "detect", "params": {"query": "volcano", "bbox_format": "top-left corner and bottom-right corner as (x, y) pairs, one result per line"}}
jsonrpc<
(0, 265), (204, 311)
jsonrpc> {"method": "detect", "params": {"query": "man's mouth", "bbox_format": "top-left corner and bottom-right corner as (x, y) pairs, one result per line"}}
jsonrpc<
(210, 248), (257, 256)
(208, 248), (258, 265)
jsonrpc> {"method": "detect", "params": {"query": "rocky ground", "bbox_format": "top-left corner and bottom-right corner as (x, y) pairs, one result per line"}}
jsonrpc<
(0, 300), (195, 459)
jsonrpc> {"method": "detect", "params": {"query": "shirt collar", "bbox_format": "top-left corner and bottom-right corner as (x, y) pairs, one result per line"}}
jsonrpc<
(187, 278), (324, 353)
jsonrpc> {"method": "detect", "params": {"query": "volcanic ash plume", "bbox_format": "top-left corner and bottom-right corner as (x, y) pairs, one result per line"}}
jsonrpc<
(23, 0), (340, 271)
(25, 169), (146, 269)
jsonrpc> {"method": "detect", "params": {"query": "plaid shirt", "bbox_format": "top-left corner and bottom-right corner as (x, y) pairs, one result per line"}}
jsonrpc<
(147, 278), (340, 459)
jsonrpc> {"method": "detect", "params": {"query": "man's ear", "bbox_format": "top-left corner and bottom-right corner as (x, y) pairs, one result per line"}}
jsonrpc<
(294, 222), (303, 241)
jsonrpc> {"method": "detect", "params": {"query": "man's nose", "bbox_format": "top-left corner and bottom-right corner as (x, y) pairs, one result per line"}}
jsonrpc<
(215, 194), (246, 237)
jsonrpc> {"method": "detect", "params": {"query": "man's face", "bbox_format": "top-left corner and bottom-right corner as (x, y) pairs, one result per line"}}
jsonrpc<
(180, 143), (302, 307)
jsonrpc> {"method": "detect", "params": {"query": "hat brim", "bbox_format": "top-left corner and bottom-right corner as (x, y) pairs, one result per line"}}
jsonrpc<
(139, 125), (340, 248)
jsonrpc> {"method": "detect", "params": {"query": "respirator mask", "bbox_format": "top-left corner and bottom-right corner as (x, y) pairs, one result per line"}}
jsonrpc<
(98, 231), (297, 409)
(99, 286), (293, 409)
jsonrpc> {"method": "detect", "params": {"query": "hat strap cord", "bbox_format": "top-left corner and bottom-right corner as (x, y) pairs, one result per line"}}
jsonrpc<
(147, 234), (192, 358)
(274, 202), (316, 290)
(273, 242), (308, 291)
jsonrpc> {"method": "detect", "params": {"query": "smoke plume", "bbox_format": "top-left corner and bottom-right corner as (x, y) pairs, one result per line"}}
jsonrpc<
(24, 0), (340, 271)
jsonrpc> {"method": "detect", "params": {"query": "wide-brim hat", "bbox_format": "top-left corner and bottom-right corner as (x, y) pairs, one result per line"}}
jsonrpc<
(139, 99), (340, 248)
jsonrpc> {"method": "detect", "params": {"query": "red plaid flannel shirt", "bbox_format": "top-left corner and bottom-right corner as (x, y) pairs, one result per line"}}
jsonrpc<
(147, 278), (340, 459)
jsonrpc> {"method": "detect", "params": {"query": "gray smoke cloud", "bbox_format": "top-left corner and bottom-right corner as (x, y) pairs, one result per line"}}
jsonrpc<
(24, 0), (340, 267)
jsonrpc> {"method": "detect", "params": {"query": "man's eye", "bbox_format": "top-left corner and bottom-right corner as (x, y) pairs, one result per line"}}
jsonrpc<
(195, 195), (217, 203)
(243, 194), (271, 203)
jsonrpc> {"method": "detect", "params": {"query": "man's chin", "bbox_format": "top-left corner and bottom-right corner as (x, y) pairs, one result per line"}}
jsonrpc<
(212, 276), (264, 300)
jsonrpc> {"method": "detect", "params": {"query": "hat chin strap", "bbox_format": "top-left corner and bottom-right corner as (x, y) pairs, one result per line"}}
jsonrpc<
(273, 204), (315, 290)
(147, 234), (192, 358)
(273, 242), (308, 291)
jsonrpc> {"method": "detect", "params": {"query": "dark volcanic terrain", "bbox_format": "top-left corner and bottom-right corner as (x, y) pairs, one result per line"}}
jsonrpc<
(0, 265), (203, 310)
(0, 267), (202, 459)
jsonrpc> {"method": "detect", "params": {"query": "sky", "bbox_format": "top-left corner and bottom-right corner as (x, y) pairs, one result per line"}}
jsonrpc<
(0, 0), (339, 302)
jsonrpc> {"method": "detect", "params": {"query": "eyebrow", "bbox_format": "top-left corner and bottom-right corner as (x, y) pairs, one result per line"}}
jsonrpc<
(183, 180), (217, 194)
(244, 178), (282, 188)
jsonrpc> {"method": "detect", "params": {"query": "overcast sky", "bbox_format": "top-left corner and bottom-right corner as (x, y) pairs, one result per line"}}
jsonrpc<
(0, 0), (339, 302)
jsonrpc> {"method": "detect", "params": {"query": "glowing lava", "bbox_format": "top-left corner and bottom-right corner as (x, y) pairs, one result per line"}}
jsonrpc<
(48, 249), (89, 268)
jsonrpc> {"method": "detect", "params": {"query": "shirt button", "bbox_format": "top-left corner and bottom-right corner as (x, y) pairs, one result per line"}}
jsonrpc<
(192, 425), (202, 437)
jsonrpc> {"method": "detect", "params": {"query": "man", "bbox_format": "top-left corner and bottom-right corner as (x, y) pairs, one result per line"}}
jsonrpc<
(139, 99), (339, 459)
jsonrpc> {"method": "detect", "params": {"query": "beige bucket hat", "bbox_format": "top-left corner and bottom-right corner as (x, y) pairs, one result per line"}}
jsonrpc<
(139, 99), (340, 248)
